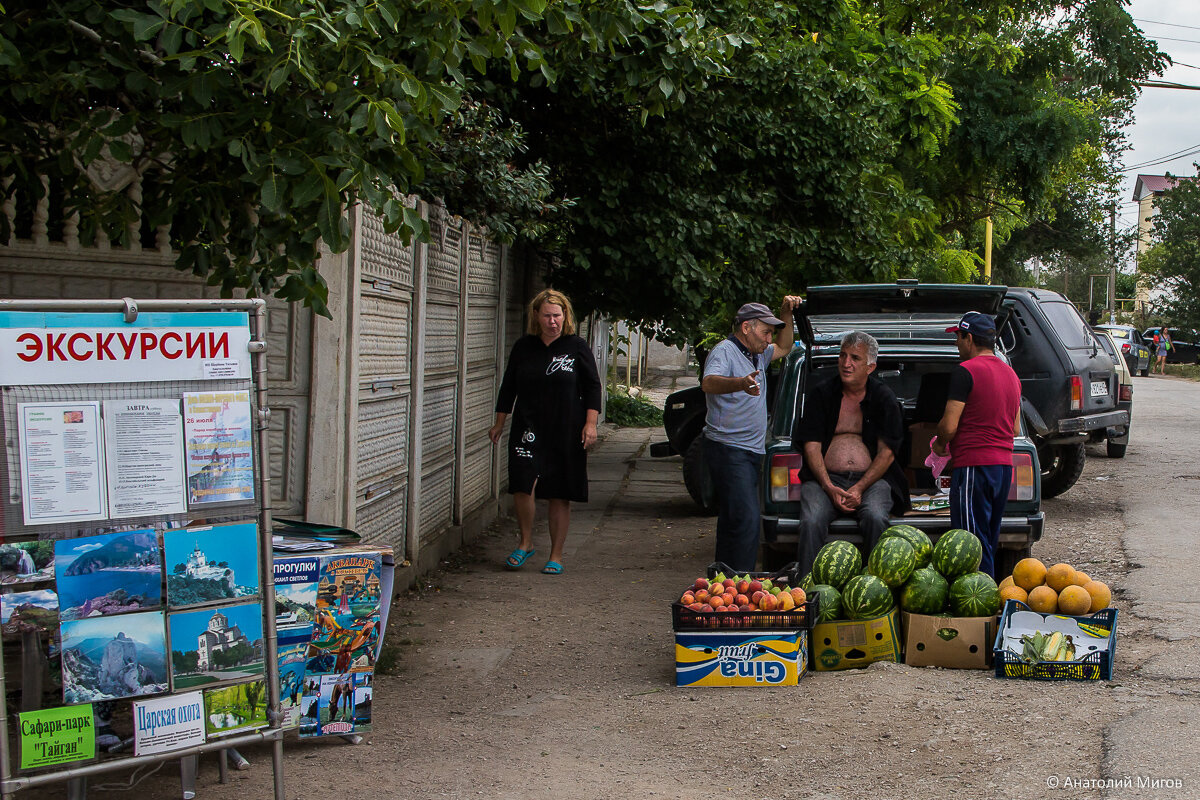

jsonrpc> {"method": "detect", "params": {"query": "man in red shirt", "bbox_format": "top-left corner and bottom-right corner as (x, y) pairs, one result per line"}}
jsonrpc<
(932, 312), (1022, 578)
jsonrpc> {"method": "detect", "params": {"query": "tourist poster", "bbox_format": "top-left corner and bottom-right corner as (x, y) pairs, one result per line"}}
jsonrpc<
(17, 401), (107, 525)
(54, 530), (163, 620)
(297, 677), (320, 737)
(182, 391), (255, 506)
(168, 602), (265, 689)
(273, 555), (318, 626)
(164, 521), (260, 608)
(59, 611), (169, 704)
(0, 540), (55, 585)
(309, 552), (383, 675)
(19, 704), (96, 769)
(1, 588), (59, 639)
(277, 624), (313, 730)
(202, 679), (268, 738)
(104, 398), (187, 519)
(133, 691), (206, 756)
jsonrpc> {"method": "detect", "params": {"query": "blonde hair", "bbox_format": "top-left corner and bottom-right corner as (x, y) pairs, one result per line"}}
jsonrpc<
(526, 289), (576, 336)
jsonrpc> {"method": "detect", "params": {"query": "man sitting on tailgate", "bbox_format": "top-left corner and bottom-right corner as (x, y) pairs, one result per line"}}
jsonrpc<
(794, 331), (909, 577)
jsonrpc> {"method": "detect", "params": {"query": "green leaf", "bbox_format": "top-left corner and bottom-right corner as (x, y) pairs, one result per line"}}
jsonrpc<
(261, 171), (284, 214)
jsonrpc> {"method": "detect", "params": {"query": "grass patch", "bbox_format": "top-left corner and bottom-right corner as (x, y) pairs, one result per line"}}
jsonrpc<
(606, 390), (664, 427)
(1165, 363), (1200, 380)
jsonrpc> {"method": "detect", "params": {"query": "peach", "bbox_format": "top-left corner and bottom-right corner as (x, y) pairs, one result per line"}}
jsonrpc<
(751, 590), (765, 604)
(709, 595), (725, 609)
(694, 589), (710, 603)
(748, 580), (763, 594)
(700, 604), (714, 612)
(758, 594), (778, 612)
(739, 604), (754, 612)
(789, 588), (807, 604)
(734, 593), (750, 607)
(680, 592), (695, 605)
(688, 603), (704, 612)
(723, 579), (736, 590)
(693, 578), (709, 591)
(776, 592), (795, 611)
(736, 579), (751, 595)
(722, 593), (736, 606)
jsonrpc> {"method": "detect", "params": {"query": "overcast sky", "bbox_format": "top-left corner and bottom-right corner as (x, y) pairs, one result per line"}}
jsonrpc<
(1119, 0), (1200, 231)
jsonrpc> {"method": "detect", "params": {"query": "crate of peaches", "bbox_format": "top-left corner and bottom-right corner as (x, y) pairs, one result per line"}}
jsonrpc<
(671, 562), (818, 631)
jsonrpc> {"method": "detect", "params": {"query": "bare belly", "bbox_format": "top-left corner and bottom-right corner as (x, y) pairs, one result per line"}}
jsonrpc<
(825, 434), (872, 472)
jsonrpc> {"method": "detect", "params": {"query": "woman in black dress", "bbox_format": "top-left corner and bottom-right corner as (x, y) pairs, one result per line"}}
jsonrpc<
(489, 289), (602, 574)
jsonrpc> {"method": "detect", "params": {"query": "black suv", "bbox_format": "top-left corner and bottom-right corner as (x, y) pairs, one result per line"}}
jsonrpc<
(1142, 327), (1200, 365)
(999, 288), (1127, 497)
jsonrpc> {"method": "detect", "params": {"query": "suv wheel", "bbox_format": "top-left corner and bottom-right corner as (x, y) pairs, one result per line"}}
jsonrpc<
(1039, 441), (1086, 498)
(682, 433), (717, 515)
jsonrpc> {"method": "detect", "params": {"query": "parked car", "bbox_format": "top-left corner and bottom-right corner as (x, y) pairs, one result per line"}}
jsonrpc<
(1090, 328), (1133, 458)
(1142, 327), (1200, 365)
(759, 281), (1044, 577)
(998, 288), (1126, 498)
(1095, 324), (1151, 376)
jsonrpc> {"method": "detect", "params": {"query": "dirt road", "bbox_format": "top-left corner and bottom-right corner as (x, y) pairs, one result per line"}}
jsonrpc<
(44, 375), (1200, 800)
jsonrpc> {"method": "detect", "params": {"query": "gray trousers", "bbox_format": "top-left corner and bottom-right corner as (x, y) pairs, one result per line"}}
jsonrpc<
(797, 471), (892, 578)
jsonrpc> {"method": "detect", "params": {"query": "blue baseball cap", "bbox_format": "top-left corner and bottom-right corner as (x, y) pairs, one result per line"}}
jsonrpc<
(946, 311), (996, 336)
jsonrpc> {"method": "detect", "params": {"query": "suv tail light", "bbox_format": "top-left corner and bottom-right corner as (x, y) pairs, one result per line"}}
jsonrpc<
(1120, 383), (1133, 402)
(769, 454), (804, 502)
(1069, 375), (1083, 411)
(1009, 452), (1035, 501)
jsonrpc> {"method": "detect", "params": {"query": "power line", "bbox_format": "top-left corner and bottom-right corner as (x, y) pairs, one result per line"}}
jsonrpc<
(1133, 18), (1200, 33)
(1124, 143), (1200, 171)
(1143, 34), (1200, 46)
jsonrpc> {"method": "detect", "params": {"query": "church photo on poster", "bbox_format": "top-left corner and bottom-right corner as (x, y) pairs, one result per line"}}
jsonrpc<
(168, 602), (264, 689)
(163, 521), (260, 609)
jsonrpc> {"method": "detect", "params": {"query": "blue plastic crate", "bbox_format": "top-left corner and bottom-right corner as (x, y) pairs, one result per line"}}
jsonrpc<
(992, 599), (1118, 681)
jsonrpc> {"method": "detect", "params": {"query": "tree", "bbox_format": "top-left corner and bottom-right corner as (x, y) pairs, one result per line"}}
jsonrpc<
(243, 680), (264, 718)
(1140, 170), (1200, 330)
(0, 0), (729, 314)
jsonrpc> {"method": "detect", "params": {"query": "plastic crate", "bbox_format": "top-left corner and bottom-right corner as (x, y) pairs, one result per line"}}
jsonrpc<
(991, 599), (1118, 681)
(672, 562), (817, 631)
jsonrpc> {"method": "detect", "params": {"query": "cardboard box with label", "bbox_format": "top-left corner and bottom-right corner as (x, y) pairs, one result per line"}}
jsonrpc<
(675, 629), (808, 687)
(810, 607), (901, 671)
(902, 612), (995, 669)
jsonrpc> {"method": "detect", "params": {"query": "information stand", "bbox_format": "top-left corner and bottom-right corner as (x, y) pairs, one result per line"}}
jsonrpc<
(0, 298), (284, 799)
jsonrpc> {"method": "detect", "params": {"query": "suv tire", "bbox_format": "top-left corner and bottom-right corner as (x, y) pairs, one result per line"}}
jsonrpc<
(682, 433), (717, 516)
(1040, 441), (1086, 498)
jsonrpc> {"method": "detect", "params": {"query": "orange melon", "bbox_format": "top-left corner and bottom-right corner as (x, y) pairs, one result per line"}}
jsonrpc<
(1027, 585), (1058, 614)
(1083, 580), (1111, 613)
(1072, 570), (1091, 587)
(1045, 563), (1077, 593)
(1012, 558), (1047, 591)
(998, 575), (1016, 591)
(1058, 585), (1091, 616)
(1000, 585), (1028, 604)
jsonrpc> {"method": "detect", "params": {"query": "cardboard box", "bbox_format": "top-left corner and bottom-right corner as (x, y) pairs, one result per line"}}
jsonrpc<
(674, 629), (808, 687)
(902, 612), (995, 669)
(992, 600), (1118, 681)
(810, 607), (902, 671)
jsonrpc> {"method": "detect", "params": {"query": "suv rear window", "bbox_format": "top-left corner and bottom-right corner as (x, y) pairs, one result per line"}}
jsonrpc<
(1039, 301), (1094, 349)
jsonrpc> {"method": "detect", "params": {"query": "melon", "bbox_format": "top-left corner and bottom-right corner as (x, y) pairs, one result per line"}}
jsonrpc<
(949, 571), (1001, 617)
(1057, 584), (1091, 616)
(1027, 585), (1058, 613)
(842, 574), (894, 620)
(999, 584), (1028, 604)
(810, 583), (843, 622)
(1045, 563), (1077, 592)
(930, 529), (982, 580)
(867, 537), (917, 588)
(1012, 557), (1047, 591)
(880, 524), (933, 568)
(1083, 580), (1111, 613)
(899, 567), (949, 615)
(811, 541), (863, 590)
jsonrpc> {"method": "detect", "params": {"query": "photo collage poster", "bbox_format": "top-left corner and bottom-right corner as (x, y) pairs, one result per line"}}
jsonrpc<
(273, 554), (319, 729)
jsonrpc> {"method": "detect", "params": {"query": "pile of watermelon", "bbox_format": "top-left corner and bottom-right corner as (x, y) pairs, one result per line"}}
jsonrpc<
(801, 526), (1001, 621)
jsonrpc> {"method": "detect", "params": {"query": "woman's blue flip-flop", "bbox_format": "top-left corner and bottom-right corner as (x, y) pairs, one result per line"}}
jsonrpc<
(541, 561), (564, 575)
(505, 548), (535, 570)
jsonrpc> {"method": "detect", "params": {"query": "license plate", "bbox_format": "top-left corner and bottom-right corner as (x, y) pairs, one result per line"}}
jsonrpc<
(1091, 380), (1109, 396)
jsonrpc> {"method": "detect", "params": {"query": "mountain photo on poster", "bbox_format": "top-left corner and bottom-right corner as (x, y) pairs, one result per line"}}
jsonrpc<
(164, 522), (260, 608)
(1, 588), (58, 639)
(168, 602), (265, 689)
(60, 611), (168, 704)
(55, 530), (163, 621)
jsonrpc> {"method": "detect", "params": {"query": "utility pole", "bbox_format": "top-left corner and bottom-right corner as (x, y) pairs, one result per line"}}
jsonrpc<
(1109, 205), (1117, 323)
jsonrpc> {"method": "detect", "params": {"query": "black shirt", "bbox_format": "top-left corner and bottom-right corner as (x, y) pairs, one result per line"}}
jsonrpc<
(794, 372), (910, 514)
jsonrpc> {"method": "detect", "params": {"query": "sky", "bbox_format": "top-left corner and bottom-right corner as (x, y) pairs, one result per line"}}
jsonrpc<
(1119, 0), (1200, 234)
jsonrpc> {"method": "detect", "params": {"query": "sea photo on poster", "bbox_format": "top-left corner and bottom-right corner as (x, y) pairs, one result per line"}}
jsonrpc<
(168, 602), (264, 689)
(55, 530), (162, 620)
(273, 555), (318, 626)
(0, 540), (55, 585)
(276, 624), (312, 730)
(1, 588), (58, 638)
(164, 522), (260, 608)
(182, 391), (255, 506)
(60, 611), (168, 704)
(203, 679), (268, 738)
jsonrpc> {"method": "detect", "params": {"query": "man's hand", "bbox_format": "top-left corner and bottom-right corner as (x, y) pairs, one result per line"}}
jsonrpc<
(931, 437), (948, 457)
(743, 370), (761, 396)
(781, 295), (802, 315)
(824, 483), (856, 513)
(842, 484), (863, 510)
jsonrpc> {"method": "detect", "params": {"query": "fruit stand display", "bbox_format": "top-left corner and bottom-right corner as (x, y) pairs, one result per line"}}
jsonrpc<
(673, 564), (816, 687)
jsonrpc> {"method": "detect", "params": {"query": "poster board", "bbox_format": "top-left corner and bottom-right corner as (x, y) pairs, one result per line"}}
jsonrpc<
(0, 300), (282, 797)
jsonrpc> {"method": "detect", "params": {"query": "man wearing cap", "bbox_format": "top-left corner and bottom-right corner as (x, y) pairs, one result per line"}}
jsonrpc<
(932, 311), (1022, 578)
(794, 331), (908, 578)
(702, 297), (801, 571)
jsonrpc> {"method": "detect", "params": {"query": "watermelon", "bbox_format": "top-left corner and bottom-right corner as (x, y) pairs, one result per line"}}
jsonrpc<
(930, 529), (982, 579)
(880, 524), (933, 568)
(810, 583), (843, 622)
(841, 574), (894, 620)
(867, 537), (917, 588)
(900, 567), (950, 614)
(811, 541), (862, 590)
(949, 571), (1001, 617)
(800, 572), (815, 593)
